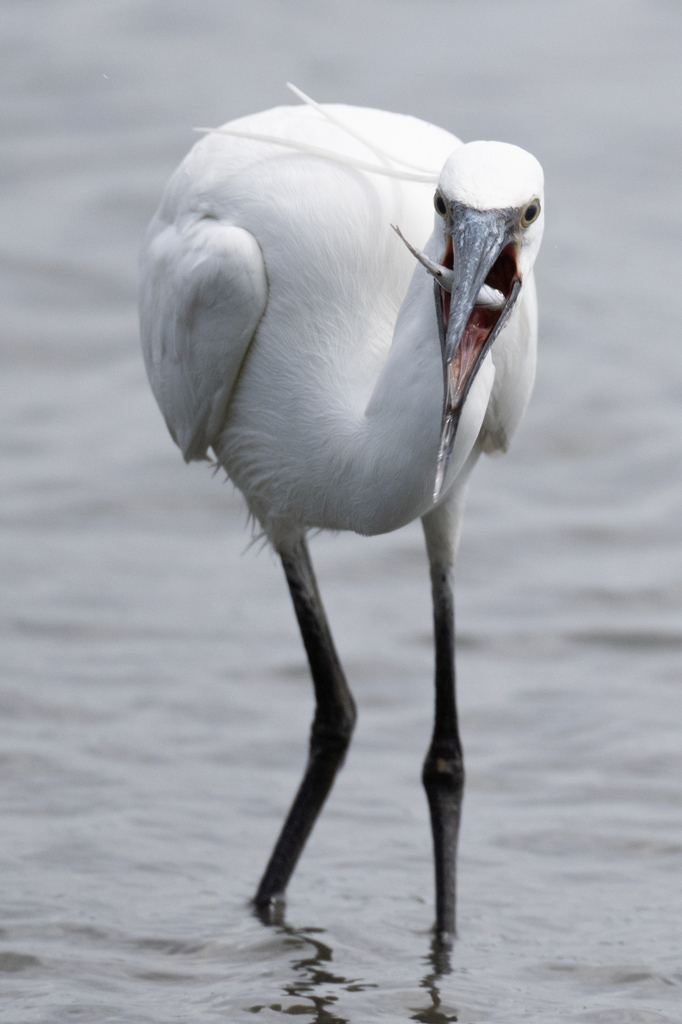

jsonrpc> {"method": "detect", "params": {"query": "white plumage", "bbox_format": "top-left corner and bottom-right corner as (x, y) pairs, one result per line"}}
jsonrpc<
(140, 97), (542, 546)
(139, 90), (544, 936)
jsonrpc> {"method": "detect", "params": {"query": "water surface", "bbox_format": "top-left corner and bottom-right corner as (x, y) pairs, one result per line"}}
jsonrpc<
(1, 1), (682, 1020)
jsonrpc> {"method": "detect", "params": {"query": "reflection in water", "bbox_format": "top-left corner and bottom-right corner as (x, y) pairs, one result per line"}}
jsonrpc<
(249, 903), (374, 1022)
(409, 938), (459, 1023)
(251, 905), (458, 1022)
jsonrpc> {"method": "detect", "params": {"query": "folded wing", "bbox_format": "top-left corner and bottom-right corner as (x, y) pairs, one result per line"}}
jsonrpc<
(140, 215), (268, 461)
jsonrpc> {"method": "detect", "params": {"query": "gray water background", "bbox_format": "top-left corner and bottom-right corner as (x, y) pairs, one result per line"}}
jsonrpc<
(2, 1), (682, 1021)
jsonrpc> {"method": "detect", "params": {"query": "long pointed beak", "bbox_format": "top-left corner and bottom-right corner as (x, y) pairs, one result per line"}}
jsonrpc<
(431, 206), (521, 500)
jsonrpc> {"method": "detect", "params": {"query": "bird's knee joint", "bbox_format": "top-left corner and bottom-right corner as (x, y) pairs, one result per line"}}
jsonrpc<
(311, 708), (356, 758)
(422, 753), (465, 794)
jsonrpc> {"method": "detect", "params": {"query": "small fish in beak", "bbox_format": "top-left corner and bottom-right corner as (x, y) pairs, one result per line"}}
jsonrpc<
(394, 206), (523, 500)
(392, 225), (505, 310)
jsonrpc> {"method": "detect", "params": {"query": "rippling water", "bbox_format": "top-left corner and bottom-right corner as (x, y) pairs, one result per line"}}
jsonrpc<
(2, 1), (682, 1020)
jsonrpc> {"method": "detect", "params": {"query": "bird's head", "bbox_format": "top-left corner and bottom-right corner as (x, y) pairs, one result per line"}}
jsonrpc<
(395, 140), (544, 498)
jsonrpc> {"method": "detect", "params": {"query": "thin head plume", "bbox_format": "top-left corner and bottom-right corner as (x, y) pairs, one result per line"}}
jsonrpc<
(285, 82), (439, 176)
(193, 126), (439, 183)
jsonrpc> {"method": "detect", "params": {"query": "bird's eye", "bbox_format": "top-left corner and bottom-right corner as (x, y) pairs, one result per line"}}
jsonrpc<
(521, 198), (541, 228)
(434, 193), (447, 217)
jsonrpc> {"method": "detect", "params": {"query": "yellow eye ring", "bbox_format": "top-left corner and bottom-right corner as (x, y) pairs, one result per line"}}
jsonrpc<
(521, 198), (541, 228)
(434, 193), (447, 217)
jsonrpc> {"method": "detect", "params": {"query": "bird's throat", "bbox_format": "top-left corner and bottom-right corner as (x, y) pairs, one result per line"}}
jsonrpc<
(439, 239), (517, 405)
(449, 306), (500, 403)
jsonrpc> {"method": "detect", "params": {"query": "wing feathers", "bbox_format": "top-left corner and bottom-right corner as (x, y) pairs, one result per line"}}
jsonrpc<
(140, 217), (268, 461)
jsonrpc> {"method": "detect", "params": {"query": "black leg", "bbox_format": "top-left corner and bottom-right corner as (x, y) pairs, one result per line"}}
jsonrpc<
(254, 535), (357, 909)
(422, 557), (464, 941)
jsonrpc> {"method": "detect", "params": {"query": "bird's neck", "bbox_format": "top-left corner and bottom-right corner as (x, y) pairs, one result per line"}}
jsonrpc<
(322, 264), (494, 536)
(222, 246), (495, 544)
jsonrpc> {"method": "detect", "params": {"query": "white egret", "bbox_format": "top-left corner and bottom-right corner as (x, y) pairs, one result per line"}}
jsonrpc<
(139, 85), (544, 941)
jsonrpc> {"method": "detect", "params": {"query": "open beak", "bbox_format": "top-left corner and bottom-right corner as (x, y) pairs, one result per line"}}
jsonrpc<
(394, 205), (521, 500)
